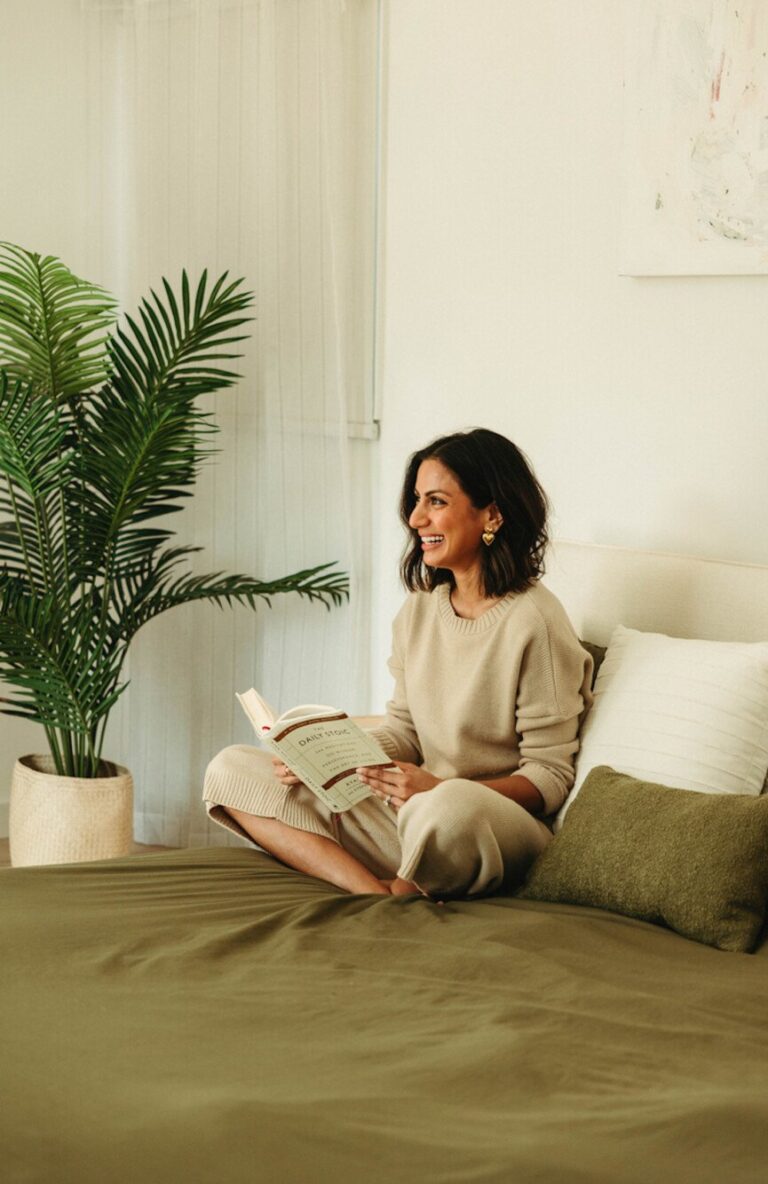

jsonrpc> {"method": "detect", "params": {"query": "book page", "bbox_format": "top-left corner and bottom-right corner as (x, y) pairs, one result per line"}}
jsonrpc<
(236, 689), (277, 732)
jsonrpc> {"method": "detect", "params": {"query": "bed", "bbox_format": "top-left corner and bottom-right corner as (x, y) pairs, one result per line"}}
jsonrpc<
(2, 542), (768, 1184)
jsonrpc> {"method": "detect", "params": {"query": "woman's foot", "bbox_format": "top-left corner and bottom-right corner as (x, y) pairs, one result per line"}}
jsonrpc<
(381, 877), (423, 896)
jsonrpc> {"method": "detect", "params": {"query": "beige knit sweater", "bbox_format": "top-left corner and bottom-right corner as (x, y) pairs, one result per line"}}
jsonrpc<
(369, 582), (593, 817)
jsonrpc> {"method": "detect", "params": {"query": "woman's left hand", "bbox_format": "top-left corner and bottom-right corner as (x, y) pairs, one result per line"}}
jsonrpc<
(356, 761), (439, 811)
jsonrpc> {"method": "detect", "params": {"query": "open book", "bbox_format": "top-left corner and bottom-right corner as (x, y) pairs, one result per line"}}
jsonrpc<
(236, 689), (395, 813)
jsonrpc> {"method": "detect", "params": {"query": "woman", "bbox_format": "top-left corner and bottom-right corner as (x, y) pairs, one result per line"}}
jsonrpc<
(203, 428), (592, 899)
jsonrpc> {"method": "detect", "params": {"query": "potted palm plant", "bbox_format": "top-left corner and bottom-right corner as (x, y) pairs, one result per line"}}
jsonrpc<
(0, 243), (348, 866)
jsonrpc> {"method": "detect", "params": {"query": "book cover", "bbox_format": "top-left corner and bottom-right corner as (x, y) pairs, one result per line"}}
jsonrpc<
(237, 689), (394, 813)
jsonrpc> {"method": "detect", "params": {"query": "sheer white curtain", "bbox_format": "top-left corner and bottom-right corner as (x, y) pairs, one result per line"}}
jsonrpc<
(81, 0), (380, 845)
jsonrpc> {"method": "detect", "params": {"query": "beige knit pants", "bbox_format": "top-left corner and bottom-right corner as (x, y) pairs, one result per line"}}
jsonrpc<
(203, 745), (551, 897)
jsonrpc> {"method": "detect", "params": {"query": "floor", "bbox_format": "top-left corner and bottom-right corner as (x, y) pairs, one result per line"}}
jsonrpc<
(0, 839), (173, 869)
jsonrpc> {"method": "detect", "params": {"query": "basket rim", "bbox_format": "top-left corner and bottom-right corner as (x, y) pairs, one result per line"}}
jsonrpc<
(15, 754), (131, 783)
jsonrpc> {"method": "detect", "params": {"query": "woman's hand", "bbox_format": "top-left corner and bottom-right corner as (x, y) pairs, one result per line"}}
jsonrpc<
(271, 756), (301, 787)
(356, 761), (439, 811)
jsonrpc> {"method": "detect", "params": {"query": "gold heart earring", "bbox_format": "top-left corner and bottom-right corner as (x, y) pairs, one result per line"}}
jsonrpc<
(482, 527), (496, 546)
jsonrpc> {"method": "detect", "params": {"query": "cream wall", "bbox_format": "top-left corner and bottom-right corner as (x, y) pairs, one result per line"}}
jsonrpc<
(371, 0), (768, 706)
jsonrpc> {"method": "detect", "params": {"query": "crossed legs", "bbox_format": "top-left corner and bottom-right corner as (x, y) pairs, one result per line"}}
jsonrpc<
(212, 768), (548, 900)
(225, 808), (418, 896)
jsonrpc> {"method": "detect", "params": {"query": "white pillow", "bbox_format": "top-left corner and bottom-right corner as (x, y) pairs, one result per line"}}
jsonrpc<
(556, 625), (768, 830)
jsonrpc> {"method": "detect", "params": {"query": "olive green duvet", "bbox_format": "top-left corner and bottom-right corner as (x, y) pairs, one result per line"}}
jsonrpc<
(2, 846), (767, 1184)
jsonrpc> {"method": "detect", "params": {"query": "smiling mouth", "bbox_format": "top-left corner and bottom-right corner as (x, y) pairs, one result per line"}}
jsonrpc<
(420, 535), (444, 549)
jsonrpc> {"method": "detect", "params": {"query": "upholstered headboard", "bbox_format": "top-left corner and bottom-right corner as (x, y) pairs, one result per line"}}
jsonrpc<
(543, 540), (768, 647)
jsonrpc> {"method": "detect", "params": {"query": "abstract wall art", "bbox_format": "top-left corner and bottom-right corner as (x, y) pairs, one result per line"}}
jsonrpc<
(622, 1), (768, 275)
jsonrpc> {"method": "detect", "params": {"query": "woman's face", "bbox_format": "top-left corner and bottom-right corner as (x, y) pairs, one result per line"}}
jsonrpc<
(408, 458), (499, 578)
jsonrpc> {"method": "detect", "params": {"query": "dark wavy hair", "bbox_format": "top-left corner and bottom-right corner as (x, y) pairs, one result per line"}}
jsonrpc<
(399, 428), (550, 596)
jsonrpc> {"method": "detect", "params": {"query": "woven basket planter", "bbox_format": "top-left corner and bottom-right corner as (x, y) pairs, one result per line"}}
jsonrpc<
(9, 755), (133, 867)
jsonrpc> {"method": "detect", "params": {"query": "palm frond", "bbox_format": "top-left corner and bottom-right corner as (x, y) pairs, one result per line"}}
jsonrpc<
(0, 372), (70, 497)
(0, 504), (47, 586)
(110, 556), (350, 641)
(0, 243), (117, 401)
(64, 271), (254, 582)
(63, 392), (209, 581)
(109, 269), (253, 408)
(0, 577), (126, 732)
(0, 373), (75, 591)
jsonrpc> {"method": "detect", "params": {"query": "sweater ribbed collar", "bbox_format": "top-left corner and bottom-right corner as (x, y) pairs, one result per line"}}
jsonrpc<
(436, 583), (518, 634)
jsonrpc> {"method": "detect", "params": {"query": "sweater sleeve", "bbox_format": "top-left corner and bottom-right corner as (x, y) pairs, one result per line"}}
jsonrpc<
(515, 617), (593, 815)
(367, 602), (423, 766)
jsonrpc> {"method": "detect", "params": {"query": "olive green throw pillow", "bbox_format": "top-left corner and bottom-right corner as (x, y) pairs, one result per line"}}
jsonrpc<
(520, 766), (768, 953)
